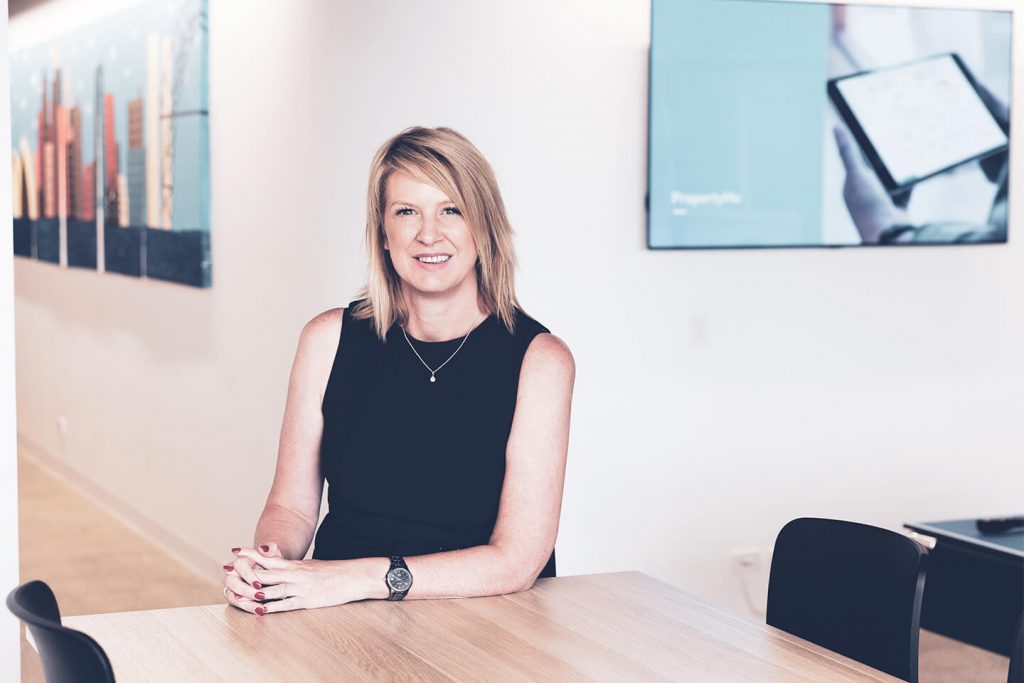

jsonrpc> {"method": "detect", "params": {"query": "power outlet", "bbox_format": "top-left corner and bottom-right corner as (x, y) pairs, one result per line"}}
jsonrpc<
(730, 547), (760, 571)
(731, 547), (770, 618)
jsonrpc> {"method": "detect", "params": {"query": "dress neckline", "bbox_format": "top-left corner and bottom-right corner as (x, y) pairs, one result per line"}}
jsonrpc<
(400, 314), (494, 345)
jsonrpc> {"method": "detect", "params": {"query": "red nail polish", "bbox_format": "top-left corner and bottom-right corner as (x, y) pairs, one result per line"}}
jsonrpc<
(255, 591), (265, 600)
(259, 545), (270, 553)
(222, 564), (233, 572)
(252, 581), (262, 589)
(234, 592), (243, 599)
(255, 607), (266, 616)
(231, 547), (241, 554)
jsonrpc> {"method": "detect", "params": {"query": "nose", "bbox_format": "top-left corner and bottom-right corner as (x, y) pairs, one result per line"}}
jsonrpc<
(416, 213), (442, 245)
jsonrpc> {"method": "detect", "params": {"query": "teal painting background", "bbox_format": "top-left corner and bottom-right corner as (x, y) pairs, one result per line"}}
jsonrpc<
(10, 0), (211, 287)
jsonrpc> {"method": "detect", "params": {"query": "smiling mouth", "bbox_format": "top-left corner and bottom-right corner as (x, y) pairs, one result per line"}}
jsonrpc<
(416, 255), (451, 264)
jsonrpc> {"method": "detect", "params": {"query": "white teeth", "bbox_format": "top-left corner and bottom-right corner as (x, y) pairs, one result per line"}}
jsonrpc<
(417, 255), (450, 264)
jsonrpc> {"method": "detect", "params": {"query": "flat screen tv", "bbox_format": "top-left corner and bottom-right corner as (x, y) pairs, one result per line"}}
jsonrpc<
(648, 0), (1013, 248)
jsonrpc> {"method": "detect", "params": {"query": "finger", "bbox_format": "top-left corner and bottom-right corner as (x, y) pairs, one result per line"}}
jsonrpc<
(253, 581), (290, 601)
(235, 548), (291, 570)
(252, 568), (293, 586)
(833, 125), (859, 169)
(225, 573), (263, 600)
(257, 597), (303, 615)
(975, 82), (1009, 128)
(226, 557), (261, 587)
(258, 542), (284, 558)
(222, 585), (249, 602)
(223, 587), (260, 614)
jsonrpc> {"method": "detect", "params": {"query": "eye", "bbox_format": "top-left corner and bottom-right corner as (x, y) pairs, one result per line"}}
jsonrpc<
(442, 206), (462, 216)
(395, 207), (416, 216)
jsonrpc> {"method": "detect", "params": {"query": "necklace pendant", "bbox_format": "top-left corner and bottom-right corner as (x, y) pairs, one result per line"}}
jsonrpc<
(429, 375), (436, 383)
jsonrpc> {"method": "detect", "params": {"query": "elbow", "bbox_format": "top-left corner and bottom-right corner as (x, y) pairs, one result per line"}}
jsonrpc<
(506, 575), (534, 595)
(516, 573), (540, 593)
(508, 572), (535, 594)
(507, 551), (552, 594)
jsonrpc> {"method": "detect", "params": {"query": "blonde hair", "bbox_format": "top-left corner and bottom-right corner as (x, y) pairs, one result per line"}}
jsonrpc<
(352, 127), (520, 340)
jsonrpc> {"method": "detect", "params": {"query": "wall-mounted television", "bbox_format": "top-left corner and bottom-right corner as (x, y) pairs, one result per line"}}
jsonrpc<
(648, 0), (1012, 248)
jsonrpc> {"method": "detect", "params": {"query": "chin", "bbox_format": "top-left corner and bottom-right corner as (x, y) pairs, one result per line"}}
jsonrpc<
(399, 275), (453, 295)
(401, 273), (474, 298)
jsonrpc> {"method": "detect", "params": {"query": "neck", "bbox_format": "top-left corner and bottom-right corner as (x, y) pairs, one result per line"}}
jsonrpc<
(402, 288), (489, 342)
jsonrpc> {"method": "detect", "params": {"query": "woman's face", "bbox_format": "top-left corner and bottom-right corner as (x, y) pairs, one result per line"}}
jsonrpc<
(382, 170), (480, 299)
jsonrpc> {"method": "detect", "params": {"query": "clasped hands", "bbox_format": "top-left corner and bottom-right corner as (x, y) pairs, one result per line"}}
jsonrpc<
(222, 543), (360, 615)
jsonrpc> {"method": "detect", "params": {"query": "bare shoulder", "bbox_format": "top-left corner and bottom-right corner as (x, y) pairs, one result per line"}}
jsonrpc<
(522, 333), (575, 382)
(299, 308), (344, 352)
(293, 309), (344, 393)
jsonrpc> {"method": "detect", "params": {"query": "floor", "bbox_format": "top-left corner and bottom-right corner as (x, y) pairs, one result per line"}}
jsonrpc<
(17, 448), (223, 682)
(16, 447), (1012, 682)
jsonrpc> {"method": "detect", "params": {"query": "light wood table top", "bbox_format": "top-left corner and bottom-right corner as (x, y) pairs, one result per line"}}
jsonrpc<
(64, 571), (900, 682)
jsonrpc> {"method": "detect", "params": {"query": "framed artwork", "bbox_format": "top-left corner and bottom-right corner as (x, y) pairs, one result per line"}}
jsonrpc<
(10, 0), (210, 287)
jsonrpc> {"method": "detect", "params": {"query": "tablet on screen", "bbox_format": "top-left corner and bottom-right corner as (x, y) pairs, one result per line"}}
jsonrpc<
(828, 53), (1008, 192)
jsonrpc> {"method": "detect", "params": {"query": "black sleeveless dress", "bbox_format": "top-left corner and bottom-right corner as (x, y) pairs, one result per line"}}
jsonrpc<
(312, 302), (556, 579)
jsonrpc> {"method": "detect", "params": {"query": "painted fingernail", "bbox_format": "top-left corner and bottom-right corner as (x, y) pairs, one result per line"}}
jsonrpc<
(252, 581), (262, 589)
(259, 545), (270, 553)
(233, 592), (243, 599)
(222, 564), (233, 572)
(231, 547), (241, 554)
(255, 591), (265, 600)
(255, 606), (266, 616)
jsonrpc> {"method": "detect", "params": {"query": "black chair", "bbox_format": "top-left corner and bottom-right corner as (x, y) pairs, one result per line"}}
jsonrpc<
(767, 517), (928, 682)
(1010, 612), (1024, 683)
(6, 580), (115, 683)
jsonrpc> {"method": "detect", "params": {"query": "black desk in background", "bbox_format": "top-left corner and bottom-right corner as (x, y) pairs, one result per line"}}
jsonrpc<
(905, 518), (1024, 657)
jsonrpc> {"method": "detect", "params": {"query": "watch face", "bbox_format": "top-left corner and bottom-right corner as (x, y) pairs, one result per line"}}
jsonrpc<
(387, 567), (412, 592)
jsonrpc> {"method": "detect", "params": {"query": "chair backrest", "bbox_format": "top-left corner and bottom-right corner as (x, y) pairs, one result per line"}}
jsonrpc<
(767, 517), (928, 683)
(1010, 612), (1024, 683)
(6, 580), (116, 683)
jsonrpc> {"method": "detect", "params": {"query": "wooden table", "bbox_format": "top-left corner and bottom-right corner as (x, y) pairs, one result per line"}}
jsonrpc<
(64, 571), (900, 681)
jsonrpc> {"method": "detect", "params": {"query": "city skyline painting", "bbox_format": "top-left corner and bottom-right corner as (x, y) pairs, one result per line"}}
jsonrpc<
(9, 0), (210, 288)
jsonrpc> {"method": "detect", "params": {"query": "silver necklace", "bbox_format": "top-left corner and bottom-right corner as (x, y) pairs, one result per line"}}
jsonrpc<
(401, 323), (476, 383)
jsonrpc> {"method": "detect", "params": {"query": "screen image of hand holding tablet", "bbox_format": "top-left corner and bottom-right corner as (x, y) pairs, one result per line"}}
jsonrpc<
(648, 1), (1012, 248)
(828, 53), (1008, 193)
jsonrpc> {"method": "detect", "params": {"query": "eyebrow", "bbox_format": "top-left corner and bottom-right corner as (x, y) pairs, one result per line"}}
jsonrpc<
(387, 200), (456, 209)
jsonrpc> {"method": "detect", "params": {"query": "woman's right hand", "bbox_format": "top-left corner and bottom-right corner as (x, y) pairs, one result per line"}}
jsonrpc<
(222, 543), (285, 614)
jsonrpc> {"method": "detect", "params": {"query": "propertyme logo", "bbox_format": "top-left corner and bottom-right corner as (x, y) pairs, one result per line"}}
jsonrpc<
(670, 190), (742, 216)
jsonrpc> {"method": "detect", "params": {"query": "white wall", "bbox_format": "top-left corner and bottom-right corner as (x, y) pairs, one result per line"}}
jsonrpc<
(2, 3), (21, 678)
(12, 0), (1024, 616)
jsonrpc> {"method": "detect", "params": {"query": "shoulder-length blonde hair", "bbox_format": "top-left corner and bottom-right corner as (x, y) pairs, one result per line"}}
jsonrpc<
(352, 127), (520, 340)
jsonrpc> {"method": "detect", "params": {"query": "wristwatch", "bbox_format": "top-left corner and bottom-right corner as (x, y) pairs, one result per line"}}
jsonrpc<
(385, 555), (412, 600)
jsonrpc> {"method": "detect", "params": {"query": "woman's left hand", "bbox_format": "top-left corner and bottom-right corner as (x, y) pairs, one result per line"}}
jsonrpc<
(230, 548), (367, 614)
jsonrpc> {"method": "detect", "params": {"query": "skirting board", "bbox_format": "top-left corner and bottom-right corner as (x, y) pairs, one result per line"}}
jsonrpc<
(17, 435), (224, 588)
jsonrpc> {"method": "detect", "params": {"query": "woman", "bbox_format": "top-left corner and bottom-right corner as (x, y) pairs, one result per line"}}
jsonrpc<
(222, 127), (575, 614)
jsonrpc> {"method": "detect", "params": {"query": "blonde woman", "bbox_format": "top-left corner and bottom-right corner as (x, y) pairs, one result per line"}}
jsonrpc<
(222, 127), (575, 614)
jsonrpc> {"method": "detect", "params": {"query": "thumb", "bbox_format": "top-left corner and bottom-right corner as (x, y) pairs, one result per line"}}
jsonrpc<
(258, 542), (283, 558)
(975, 81), (1009, 130)
(833, 125), (861, 170)
(236, 547), (290, 569)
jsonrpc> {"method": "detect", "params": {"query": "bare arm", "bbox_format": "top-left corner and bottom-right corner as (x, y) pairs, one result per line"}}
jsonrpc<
(254, 309), (342, 560)
(396, 332), (576, 598)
